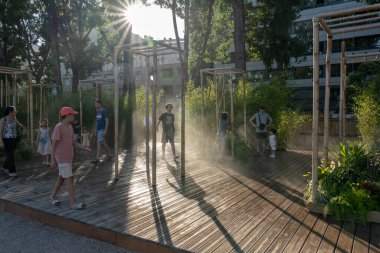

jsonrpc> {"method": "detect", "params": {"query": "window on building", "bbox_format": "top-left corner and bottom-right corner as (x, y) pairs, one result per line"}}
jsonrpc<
(135, 71), (141, 81)
(161, 68), (173, 79)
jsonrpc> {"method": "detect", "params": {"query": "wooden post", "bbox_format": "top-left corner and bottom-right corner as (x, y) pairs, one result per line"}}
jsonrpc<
(230, 72), (234, 158)
(323, 36), (333, 163)
(152, 42), (158, 187)
(113, 51), (120, 180)
(243, 75), (247, 144)
(5, 75), (8, 106)
(1, 80), (3, 107)
(201, 71), (205, 152)
(312, 17), (320, 203)
(79, 82), (83, 137)
(215, 74), (219, 133)
(12, 75), (16, 105)
(145, 56), (150, 178)
(180, 54), (186, 177)
(29, 73), (33, 146)
(339, 41), (346, 142)
(40, 84), (43, 121)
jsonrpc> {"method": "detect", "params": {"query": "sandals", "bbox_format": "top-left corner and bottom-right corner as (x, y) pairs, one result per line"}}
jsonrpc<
(70, 202), (86, 210)
(49, 199), (61, 206)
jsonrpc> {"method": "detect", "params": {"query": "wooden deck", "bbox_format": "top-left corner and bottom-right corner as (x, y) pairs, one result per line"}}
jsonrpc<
(0, 146), (379, 253)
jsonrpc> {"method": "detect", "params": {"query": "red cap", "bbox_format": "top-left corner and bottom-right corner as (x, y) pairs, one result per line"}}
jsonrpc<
(59, 107), (79, 117)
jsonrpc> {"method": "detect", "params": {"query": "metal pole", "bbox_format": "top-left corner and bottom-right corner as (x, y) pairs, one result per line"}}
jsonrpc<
(5, 75), (8, 106)
(339, 41), (346, 142)
(145, 56), (150, 179)
(230, 72), (234, 158)
(323, 36), (333, 163)
(312, 17), (320, 203)
(152, 42), (158, 187)
(113, 50), (120, 180)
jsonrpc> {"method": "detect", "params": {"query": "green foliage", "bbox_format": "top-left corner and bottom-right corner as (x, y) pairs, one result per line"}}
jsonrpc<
(353, 90), (380, 147)
(276, 109), (310, 149)
(324, 185), (375, 224)
(246, 0), (311, 71)
(305, 141), (380, 223)
(251, 78), (310, 149)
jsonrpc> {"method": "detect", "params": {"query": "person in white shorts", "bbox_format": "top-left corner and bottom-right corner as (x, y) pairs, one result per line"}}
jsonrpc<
(50, 107), (91, 209)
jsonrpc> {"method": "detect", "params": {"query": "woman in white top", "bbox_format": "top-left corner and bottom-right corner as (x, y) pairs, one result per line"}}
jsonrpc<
(0, 106), (26, 177)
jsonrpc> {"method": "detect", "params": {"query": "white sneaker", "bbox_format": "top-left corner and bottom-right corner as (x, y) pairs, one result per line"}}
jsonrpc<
(9, 172), (17, 177)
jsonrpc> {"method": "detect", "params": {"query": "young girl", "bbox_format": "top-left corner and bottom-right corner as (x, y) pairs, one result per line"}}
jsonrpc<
(81, 127), (91, 148)
(269, 128), (277, 159)
(37, 118), (52, 166)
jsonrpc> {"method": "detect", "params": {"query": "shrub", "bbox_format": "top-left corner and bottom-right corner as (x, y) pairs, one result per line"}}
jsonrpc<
(354, 91), (380, 148)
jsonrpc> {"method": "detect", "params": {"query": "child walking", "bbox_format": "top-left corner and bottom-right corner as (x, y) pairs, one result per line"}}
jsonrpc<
(269, 128), (277, 159)
(81, 127), (91, 148)
(157, 103), (179, 161)
(36, 118), (51, 166)
(50, 107), (91, 209)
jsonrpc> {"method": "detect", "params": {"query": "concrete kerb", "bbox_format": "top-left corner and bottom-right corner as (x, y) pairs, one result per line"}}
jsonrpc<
(0, 198), (191, 253)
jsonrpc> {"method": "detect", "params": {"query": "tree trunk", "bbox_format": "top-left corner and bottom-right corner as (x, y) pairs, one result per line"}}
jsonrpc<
(231, 0), (246, 71)
(45, 1), (62, 91)
(192, 0), (215, 84)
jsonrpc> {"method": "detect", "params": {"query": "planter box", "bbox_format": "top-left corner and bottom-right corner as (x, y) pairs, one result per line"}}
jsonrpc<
(306, 203), (380, 223)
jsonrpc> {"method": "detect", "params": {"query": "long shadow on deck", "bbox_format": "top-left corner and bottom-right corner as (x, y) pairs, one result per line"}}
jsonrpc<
(164, 161), (243, 252)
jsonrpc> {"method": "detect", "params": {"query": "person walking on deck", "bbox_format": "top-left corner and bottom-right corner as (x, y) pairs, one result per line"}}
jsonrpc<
(50, 107), (91, 209)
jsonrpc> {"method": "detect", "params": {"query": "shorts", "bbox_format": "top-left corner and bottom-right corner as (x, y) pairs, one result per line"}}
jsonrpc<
(256, 132), (267, 139)
(58, 163), (73, 178)
(97, 129), (104, 142)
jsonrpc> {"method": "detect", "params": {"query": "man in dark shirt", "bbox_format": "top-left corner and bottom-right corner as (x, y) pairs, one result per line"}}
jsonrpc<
(92, 100), (112, 163)
(157, 103), (179, 161)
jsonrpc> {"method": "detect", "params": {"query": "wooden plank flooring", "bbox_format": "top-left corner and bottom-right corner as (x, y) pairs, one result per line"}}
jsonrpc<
(0, 146), (379, 253)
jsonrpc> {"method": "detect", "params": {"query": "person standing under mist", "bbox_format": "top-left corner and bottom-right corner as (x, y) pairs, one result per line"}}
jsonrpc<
(217, 112), (229, 155)
(157, 103), (179, 161)
(92, 100), (112, 163)
(249, 106), (272, 155)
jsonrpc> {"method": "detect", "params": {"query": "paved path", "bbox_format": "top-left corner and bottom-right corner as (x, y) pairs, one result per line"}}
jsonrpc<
(0, 211), (136, 253)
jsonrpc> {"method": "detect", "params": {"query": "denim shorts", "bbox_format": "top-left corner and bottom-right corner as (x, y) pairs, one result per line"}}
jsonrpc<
(97, 129), (104, 142)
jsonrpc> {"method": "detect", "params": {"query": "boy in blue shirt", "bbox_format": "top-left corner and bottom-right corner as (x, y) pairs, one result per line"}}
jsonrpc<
(92, 100), (112, 163)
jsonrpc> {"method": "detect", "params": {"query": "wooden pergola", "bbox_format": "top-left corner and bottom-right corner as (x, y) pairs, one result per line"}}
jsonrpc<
(312, 3), (380, 202)
(0, 66), (33, 145)
(113, 39), (185, 186)
(200, 67), (247, 157)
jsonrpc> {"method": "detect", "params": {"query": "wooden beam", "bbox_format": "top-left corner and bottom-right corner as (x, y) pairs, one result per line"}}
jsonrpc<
(325, 11), (380, 23)
(323, 36), (333, 164)
(312, 17), (320, 203)
(319, 19), (333, 37)
(113, 50), (120, 181)
(328, 16), (380, 29)
(145, 56), (150, 180)
(316, 3), (380, 18)
(333, 23), (380, 34)
(230, 71), (234, 158)
(152, 42), (158, 187)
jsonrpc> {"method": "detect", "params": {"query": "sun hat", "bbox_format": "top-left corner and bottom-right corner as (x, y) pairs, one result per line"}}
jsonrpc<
(60, 107), (79, 117)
